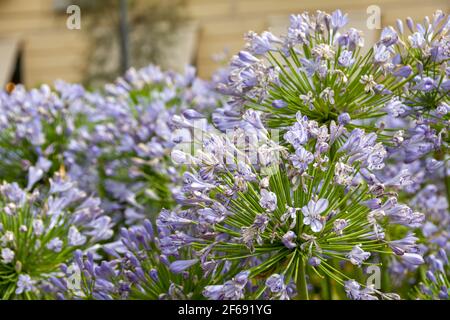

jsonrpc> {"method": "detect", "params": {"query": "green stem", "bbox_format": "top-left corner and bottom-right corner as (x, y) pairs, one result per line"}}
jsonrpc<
(380, 253), (390, 292)
(296, 255), (309, 300)
(323, 275), (333, 300)
(445, 171), (450, 207)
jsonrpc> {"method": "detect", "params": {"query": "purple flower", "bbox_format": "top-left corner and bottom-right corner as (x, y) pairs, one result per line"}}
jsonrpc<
(438, 249), (448, 263)
(426, 271), (437, 283)
(272, 99), (288, 109)
(308, 257), (321, 266)
(157, 209), (193, 229)
(380, 26), (398, 46)
(400, 253), (424, 265)
(245, 31), (281, 55)
(203, 271), (250, 300)
(337, 28), (364, 50)
(203, 285), (225, 300)
(26, 157), (52, 190)
(49, 177), (74, 194)
(85, 216), (113, 241)
(284, 112), (309, 148)
(440, 80), (450, 91)
(243, 109), (265, 130)
(384, 98), (408, 117)
(182, 109), (204, 120)
(281, 206), (298, 229)
(159, 232), (196, 256)
(300, 58), (321, 77)
(337, 113), (351, 125)
(393, 65), (412, 78)
(281, 231), (297, 249)
(198, 205), (227, 225)
(413, 77), (436, 92)
(438, 287), (449, 299)
(68, 226), (87, 246)
(32, 219), (44, 236)
(338, 50), (355, 67)
(332, 219), (348, 235)
(346, 245), (371, 266)
(237, 51), (259, 65)
(389, 233), (420, 255)
(384, 203), (425, 228)
(406, 17), (414, 32)
(265, 274), (290, 299)
(396, 19), (404, 34)
(409, 32), (425, 48)
(260, 189), (277, 212)
(301, 198), (328, 232)
(428, 255), (445, 273)
(0, 182), (27, 205)
(1, 248), (15, 264)
(373, 44), (390, 64)
(344, 280), (378, 300)
(338, 129), (386, 170)
(169, 259), (199, 274)
(182, 172), (215, 193)
(437, 103), (450, 116)
(265, 274), (285, 293)
(15, 274), (34, 295)
(47, 237), (63, 253)
(331, 10), (348, 30)
(289, 147), (314, 173)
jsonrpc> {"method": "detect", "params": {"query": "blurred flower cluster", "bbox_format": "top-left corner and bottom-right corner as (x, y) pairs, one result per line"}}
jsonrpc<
(0, 10), (449, 300)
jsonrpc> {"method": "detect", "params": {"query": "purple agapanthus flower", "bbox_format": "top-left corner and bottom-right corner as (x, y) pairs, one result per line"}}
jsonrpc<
(301, 199), (328, 232)
(260, 189), (277, 212)
(289, 147), (314, 173)
(346, 245), (371, 266)
(203, 271), (250, 300)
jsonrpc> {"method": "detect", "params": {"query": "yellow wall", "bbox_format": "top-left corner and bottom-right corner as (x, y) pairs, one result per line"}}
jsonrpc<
(188, 0), (450, 78)
(0, 0), (88, 86)
(0, 0), (448, 86)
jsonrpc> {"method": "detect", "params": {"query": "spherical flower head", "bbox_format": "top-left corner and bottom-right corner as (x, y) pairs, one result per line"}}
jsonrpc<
(214, 10), (406, 137)
(163, 114), (422, 300)
(0, 173), (113, 299)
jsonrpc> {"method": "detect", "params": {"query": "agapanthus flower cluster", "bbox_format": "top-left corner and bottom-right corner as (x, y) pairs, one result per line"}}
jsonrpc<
(215, 10), (406, 135)
(211, 9), (450, 300)
(363, 12), (450, 296)
(65, 65), (222, 223)
(50, 218), (213, 300)
(161, 109), (423, 300)
(407, 176), (450, 299)
(0, 173), (113, 299)
(0, 81), (93, 189)
(414, 248), (449, 299)
(372, 12), (450, 165)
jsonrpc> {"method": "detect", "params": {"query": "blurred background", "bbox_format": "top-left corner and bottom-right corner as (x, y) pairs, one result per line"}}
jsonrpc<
(0, 0), (449, 88)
